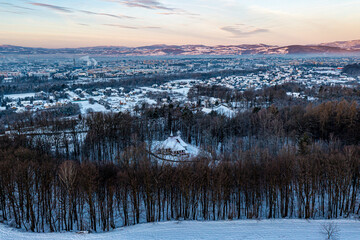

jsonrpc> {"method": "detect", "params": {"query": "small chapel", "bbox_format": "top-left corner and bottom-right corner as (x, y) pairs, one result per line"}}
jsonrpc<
(157, 131), (190, 157)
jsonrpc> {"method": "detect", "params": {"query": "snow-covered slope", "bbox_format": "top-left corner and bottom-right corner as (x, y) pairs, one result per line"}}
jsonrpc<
(1, 219), (360, 240)
(320, 40), (360, 50)
(2, 40), (360, 55)
(202, 105), (235, 117)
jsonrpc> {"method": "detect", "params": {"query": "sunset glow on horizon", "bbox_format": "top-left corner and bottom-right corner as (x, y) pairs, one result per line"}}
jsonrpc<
(1, 0), (360, 48)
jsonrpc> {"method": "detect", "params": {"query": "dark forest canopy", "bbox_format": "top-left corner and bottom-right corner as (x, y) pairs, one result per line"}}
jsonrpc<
(343, 63), (360, 76)
(1, 135), (360, 232)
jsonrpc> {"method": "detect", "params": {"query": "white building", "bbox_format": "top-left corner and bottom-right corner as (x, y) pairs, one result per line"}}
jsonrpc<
(157, 132), (189, 156)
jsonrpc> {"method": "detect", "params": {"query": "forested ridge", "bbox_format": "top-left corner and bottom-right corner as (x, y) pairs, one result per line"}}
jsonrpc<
(2, 84), (360, 232)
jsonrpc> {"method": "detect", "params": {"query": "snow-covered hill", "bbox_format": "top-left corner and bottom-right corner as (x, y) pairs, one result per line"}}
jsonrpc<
(2, 40), (360, 56)
(320, 40), (360, 50)
(1, 219), (360, 240)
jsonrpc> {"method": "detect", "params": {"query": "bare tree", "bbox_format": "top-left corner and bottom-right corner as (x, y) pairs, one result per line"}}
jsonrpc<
(58, 160), (77, 191)
(321, 222), (340, 240)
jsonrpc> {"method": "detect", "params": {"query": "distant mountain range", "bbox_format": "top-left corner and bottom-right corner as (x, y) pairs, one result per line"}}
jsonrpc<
(1, 40), (360, 56)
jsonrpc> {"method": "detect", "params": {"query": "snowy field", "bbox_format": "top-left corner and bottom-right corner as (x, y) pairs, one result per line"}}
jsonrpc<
(4, 93), (36, 100)
(75, 101), (108, 114)
(1, 219), (360, 240)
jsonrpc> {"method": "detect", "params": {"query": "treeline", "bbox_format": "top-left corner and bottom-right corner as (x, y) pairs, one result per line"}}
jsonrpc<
(4, 99), (360, 162)
(76, 99), (360, 159)
(2, 95), (360, 232)
(1, 141), (360, 232)
(188, 83), (360, 107)
(343, 63), (360, 76)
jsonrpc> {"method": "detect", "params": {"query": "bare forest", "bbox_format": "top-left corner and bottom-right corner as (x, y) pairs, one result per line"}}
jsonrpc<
(1, 84), (360, 232)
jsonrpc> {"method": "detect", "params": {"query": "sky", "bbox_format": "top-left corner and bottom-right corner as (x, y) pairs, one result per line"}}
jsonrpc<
(0, 0), (360, 48)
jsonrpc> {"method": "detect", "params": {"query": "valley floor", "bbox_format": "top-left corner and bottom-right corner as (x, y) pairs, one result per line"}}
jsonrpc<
(1, 219), (360, 240)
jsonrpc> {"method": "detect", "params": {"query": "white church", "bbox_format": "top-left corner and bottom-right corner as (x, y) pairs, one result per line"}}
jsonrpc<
(156, 131), (190, 157)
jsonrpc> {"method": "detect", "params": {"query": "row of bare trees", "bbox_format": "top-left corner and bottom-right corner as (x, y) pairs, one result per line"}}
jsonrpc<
(1, 141), (360, 232)
(2, 94), (360, 232)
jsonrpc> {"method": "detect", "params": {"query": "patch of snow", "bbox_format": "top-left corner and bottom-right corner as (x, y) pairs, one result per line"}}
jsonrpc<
(1, 219), (360, 240)
(202, 106), (235, 117)
(172, 88), (190, 96)
(75, 101), (108, 114)
(202, 108), (212, 114)
(286, 92), (301, 98)
(4, 93), (35, 100)
(214, 105), (235, 117)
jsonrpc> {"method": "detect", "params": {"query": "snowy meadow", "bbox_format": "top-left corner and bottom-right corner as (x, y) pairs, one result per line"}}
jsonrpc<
(1, 219), (360, 240)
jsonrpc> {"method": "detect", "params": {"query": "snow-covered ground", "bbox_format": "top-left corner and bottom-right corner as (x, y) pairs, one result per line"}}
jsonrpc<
(4, 93), (36, 100)
(1, 219), (360, 240)
(202, 105), (235, 117)
(75, 101), (108, 114)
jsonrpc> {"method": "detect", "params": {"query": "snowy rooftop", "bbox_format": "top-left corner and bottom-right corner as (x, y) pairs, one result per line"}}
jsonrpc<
(158, 133), (188, 152)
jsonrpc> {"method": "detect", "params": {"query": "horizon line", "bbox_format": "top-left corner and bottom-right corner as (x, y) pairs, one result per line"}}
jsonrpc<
(1, 39), (359, 49)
